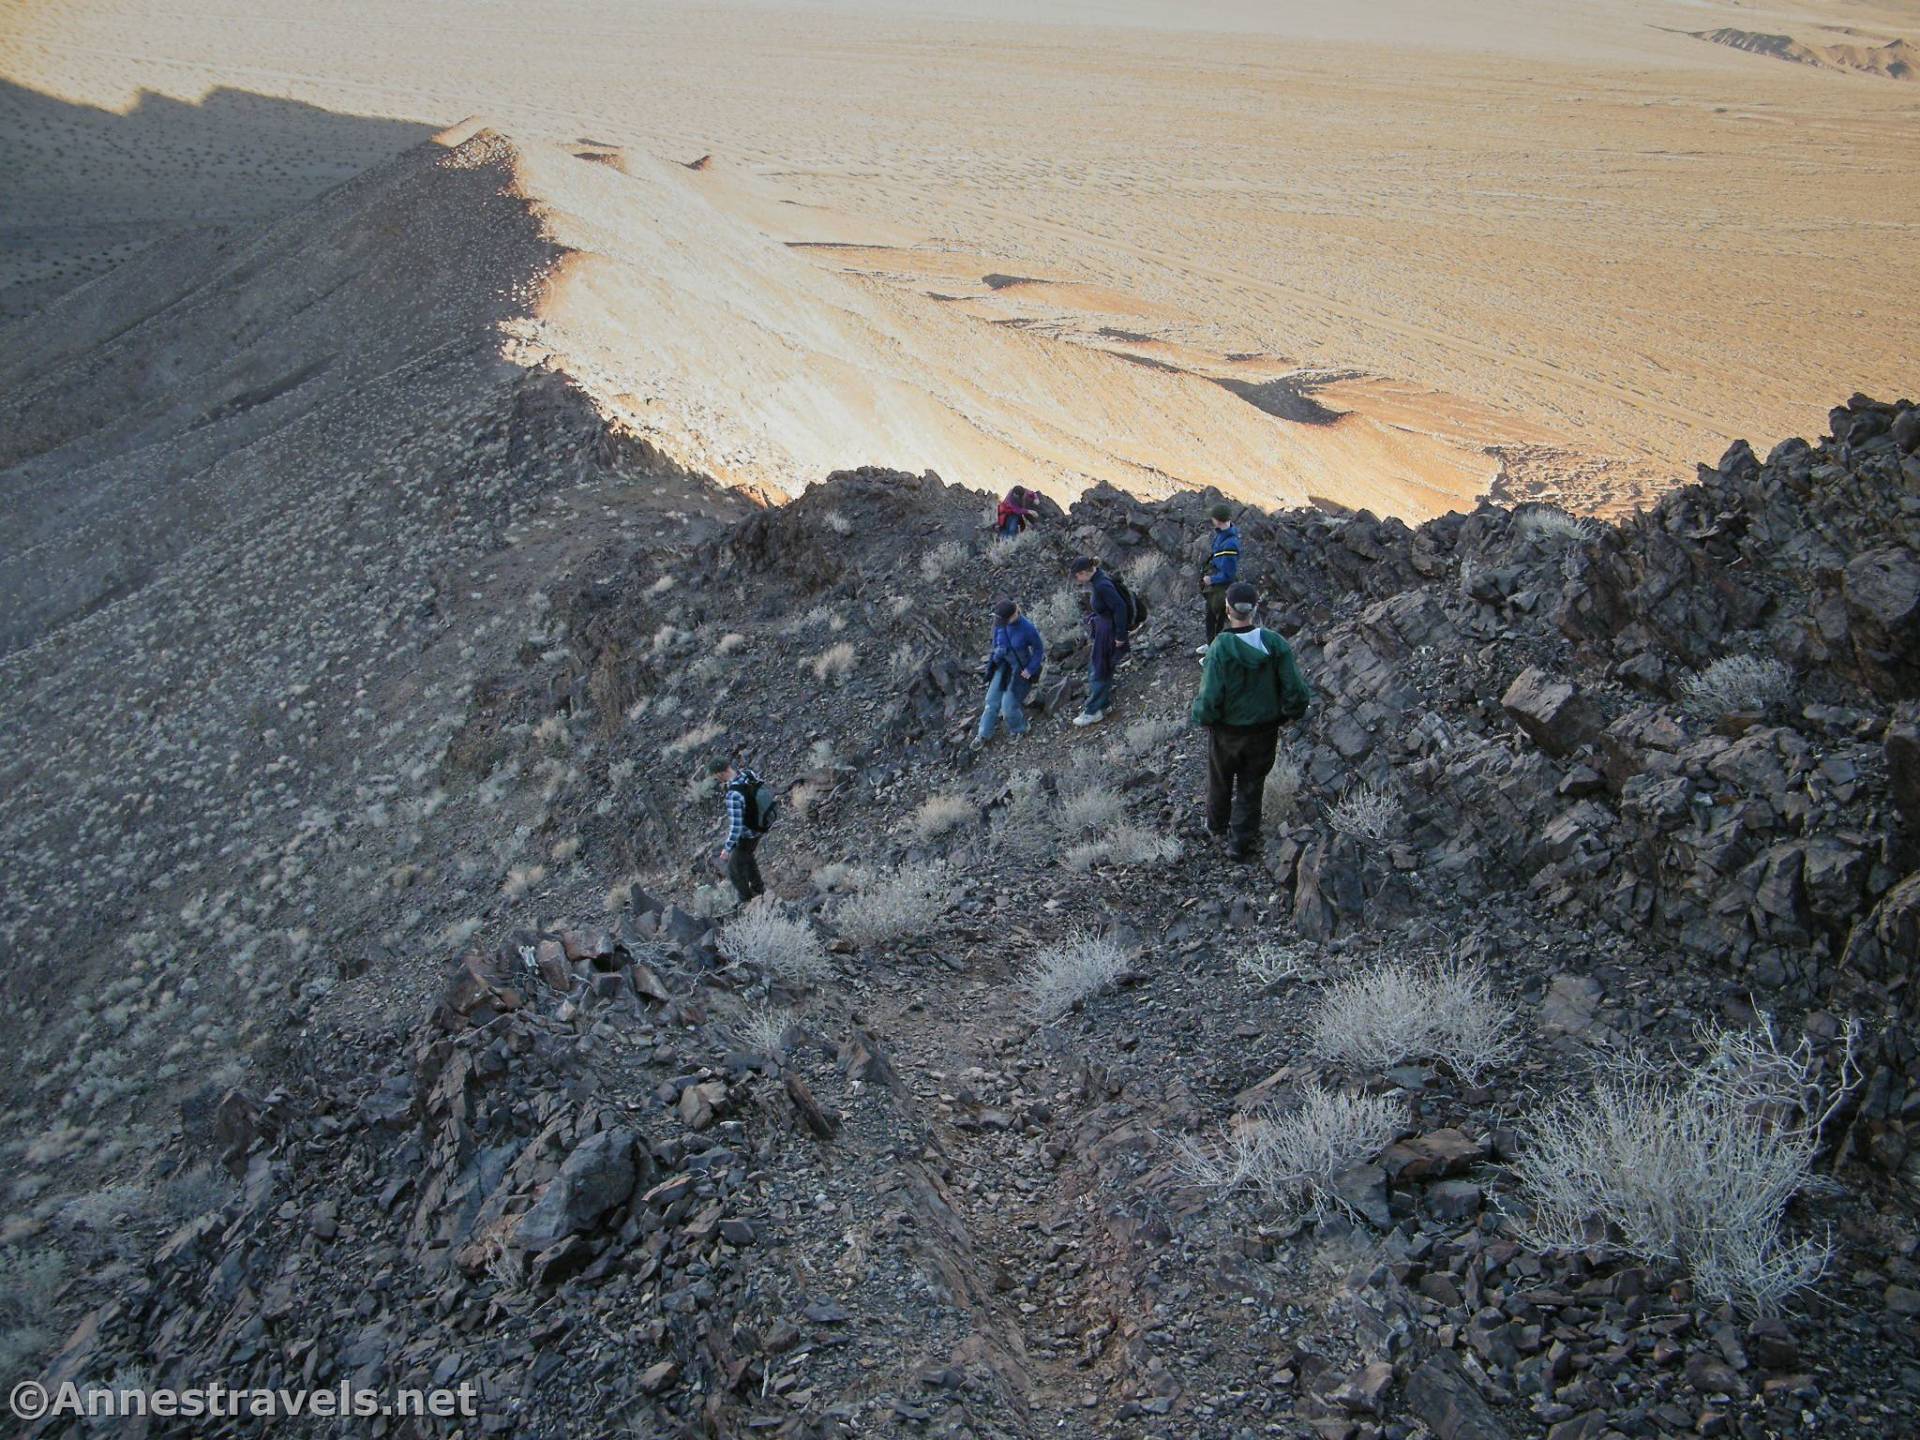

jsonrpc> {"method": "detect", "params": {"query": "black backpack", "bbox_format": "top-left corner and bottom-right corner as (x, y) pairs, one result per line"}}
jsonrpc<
(733, 777), (779, 833)
(1114, 577), (1149, 633)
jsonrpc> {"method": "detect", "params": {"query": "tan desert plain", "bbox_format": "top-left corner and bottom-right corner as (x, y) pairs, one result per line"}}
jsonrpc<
(2, 0), (1916, 519)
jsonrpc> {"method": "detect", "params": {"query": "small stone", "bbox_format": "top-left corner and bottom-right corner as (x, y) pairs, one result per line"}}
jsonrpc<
(1427, 1180), (1484, 1220)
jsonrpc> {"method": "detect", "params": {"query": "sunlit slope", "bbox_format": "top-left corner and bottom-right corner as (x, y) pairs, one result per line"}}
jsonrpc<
(491, 131), (1494, 515)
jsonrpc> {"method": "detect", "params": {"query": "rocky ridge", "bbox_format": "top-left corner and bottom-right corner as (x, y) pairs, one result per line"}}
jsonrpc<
(7, 395), (1917, 1438)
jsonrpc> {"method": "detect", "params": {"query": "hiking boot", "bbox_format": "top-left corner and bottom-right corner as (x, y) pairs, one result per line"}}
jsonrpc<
(1072, 710), (1106, 728)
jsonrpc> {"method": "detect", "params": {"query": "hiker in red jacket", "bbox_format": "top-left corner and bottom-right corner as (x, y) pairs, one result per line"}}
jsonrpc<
(996, 486), (1038, 539)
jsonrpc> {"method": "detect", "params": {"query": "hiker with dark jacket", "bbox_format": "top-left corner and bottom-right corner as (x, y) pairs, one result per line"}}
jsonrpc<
(1190, 582), (1310, 859)
(711, 757), (772, 904)
(1197, 503), (1241, 655)
(996, 486), (1038, 539)
(1071, 556), (1130, 728)
(976, 598), (1045, 747)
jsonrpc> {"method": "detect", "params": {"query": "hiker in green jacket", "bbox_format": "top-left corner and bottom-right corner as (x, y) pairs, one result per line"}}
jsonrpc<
(1189, 582), (1310, 860)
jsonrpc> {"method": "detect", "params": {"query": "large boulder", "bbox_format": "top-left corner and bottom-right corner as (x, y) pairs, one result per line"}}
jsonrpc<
(1843, 547), (1920, 696)
(1502, 667), (1602, 758)
(1888, 705), (1920, 833)
(513, 1128), (644, 1251)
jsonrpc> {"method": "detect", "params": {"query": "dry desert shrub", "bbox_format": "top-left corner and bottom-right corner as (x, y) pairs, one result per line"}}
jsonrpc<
(1030, 586), (1083, 641)
(823, 509), (853, 536)
(1176, 1084), (1406, 1219)
(501, 865), (547, 900)
(990, 769), (1055, 858)
(786, 778), (827, 821)
(888, 642), (921, 680)
(0, 1245), (64, 1388)
(664, 720), (725, 756)
(1264, 754), (1304, 823)
(807, 642), (857, 685)
(986, 526), (1042, 565)
(1114, 715), (1182, 758)
(1681, 655), (1794, 717)
(1513, 1017), (1860, 1315)
(1308, 954), (1518, 1084)
(1326, 781), (1402, 842)
(733, 1001), (796, 1060)
(919, 540), (969, 581)
(1064, 823), (1181, 873)
(440, 917), (483, 949)
(809, 861), (870, 894)
(784, 604), (834, 635)
(1236, 940), (1315, 987)
(912, 791), (975, 842)
(720, 898), (829, 983)
(836, 862), (949, 946)
(1123, 549), (1169, 588)
(715, 631), (748, 655)
(1021, 930), (1130, 1019)
(1515, 506), (1599, 546)
(1056, 775), (1125, 836)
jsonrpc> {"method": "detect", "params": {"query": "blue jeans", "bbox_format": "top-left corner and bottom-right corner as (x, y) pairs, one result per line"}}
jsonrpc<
(998, 516), (1023, 540)
(1083, 675), (1112, 717)
(979, 668), (1032, 739)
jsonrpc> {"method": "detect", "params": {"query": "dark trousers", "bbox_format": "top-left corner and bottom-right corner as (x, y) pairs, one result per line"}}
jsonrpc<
(1204, 585), (1228, 643)
(1206, 723), (1280, 849)
(727, 837), (766, 905)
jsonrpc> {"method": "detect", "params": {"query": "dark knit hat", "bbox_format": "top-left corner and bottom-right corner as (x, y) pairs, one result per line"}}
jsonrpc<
(993, 599), (1017, 623)
(1209, 502), (1233, 522)
(706, 755), (733, 776)
(1225, 581), (1258, 612)
(1069, 555), (1098, 576)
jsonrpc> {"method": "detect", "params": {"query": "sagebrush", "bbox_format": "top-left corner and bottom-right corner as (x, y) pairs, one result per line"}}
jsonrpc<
(1681, 655), (1794, 718)
(1309, 954), (1518, 1083)
(1326, 781), (1402, 842)
(836, 863), (949, 946)
(720, 899), (830, 982)
(912, 792), (975, 842)
(1512, 1017), (1859, 1315)
(1177, 1085), (1405, 1219)
(1021, 930), (1129, 1019)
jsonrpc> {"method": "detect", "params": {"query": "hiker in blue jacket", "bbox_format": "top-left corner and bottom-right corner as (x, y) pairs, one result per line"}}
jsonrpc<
(1197, 503), (1240, 655)
(974, 598), (1045, 748)
(1071, 556), (1129, 728)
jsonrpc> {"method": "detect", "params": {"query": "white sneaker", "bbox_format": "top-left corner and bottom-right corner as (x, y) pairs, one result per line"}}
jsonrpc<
(1073, 710), (1106, 728)
(1194, 644), (1209, 656)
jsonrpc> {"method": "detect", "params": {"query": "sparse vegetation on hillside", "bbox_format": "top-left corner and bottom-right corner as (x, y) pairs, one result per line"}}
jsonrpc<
(1021, 930), (1130, 1019)
(1514, 1017), (1860, 1314)
(1178, 1085), (1407, 1219)
(1681, 654), (1795, 717)
(834, 862), (949, 946)
(1309, 954), (1518, 1083)
(720, 899), (829, 982)
(1326, 781), (1403, 843)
